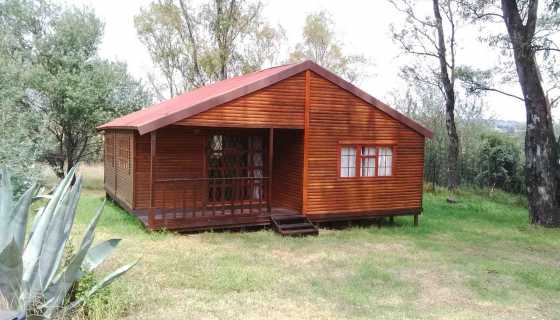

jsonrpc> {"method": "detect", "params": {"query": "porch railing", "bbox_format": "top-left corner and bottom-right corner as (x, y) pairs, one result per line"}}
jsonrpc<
(147, 176), (269, 228)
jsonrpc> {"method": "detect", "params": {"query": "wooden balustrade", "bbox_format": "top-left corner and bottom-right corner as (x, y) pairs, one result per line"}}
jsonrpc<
(147, 176), (269, 228)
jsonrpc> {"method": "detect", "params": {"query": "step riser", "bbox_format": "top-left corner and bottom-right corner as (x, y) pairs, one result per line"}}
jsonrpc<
(271, 214), (319, 237)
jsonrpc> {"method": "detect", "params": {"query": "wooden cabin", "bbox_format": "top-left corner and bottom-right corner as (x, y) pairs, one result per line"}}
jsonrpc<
(97, 61), (432, 234)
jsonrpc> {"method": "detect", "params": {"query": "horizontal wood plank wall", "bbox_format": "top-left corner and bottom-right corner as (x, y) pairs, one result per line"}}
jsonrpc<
(104, 130), (116, 196)
(175, 73), (305, 129)
(271, 129), (304, 212)
(154, 127), (205, 208)
(305, 72), (425, 214)
(134, 133), (151, 209)
(134, 126), (204, 209)
(114, 130), (134, 209)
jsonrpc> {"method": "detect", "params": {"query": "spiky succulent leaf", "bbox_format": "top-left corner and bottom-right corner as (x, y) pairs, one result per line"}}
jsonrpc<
(0, 168), (13, 226)
(21, 167), (76, 292)
(0, 167), (136, 319)
(0, 167), (36, 256)
(67, 259), (138, 311)
(78, 200), (105, 251)
(42, 202), (104, 317)
(27, 206), (44, 243)
(83, 239), (122, 272)
(35, 177), (82, 293)
(0, 169), (36, 253)
(0, 240), (23, 310)
(9, 184), (37, 250)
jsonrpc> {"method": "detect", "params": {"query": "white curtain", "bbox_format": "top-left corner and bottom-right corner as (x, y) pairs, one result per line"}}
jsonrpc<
(378, 147), (392, 176)
(340, 146), (356, 177)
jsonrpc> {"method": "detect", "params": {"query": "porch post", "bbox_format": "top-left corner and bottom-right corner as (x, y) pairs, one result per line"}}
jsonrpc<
(148, 131), (157, 228)
(268, 128), (274, 213)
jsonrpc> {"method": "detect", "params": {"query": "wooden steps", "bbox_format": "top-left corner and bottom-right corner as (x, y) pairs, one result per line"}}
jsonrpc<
(271, 214), (319, 236)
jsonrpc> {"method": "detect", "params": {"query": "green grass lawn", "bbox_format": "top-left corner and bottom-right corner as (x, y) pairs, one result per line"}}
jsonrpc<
(73, 188), (560, 320)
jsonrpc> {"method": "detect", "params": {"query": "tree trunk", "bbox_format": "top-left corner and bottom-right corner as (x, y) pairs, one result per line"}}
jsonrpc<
(433, 0), (460, 191)
(445, 93), (460, 190)
(501, 0), (560, 226)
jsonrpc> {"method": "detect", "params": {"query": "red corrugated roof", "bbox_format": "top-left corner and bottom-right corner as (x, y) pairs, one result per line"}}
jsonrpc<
(97, 60), (433, 138)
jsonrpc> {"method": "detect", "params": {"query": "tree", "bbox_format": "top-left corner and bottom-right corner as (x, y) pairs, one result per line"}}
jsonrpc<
(135, 0), (284, 98)
(389, 0), (461, 191)
(0, 1), (152, 179)
(501, 0), (560, 225)
(0, 0), (52, 191)
(391, 80), (499, 192)
(289, 11), (368, 82)
(460, 0), (560, 226)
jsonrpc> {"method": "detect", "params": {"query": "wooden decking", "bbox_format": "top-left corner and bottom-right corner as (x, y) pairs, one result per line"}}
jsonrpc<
(127, 205), (421, 233)
(133, 207), (301, 232)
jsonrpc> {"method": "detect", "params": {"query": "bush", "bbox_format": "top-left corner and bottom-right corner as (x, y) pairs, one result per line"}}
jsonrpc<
(476, 133), (524, 194)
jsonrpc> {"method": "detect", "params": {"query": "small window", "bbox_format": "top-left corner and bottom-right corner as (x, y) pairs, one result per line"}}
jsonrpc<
(117, 137), (130, 172)
(339, 144), (393, 178)
(340, 146), (357, 177)
(378, 147), (393, 176)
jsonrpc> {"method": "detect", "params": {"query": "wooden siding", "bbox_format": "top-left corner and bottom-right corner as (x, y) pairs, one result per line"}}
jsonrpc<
(134, 126), (205, 209)
(304, 72), (425, 214)
(104, 130), (134, 209)
(271, 129), (304, 212)
(175, 73), (305, 129)
(134, 133), (150, 209)
(103, 130), (116, 196)
(116, 131), (134, 208)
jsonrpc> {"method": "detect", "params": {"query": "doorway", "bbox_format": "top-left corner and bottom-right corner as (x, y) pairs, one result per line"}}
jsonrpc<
(206, 132), (266, 205)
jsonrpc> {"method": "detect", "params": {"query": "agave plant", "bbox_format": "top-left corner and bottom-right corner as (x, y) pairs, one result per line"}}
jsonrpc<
(0, 167), (137, 319)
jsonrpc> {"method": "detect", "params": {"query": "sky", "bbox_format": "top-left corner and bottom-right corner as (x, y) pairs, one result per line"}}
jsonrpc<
(66, 0), (551, 122)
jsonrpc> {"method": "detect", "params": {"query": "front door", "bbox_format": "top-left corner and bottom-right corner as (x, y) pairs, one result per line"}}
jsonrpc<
(206, 133), (266, 207)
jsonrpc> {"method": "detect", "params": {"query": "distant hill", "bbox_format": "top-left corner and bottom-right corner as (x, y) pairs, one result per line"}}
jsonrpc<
(488, 119), (525, 134)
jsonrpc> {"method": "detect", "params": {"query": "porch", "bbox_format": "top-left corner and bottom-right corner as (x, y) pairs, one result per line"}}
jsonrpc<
(134, 205), (299, 231)
(132, 126), (305, 232)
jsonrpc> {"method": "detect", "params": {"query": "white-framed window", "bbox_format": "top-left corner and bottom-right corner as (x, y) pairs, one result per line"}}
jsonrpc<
(339, 144), (393, 178)
(378, 147), (393, 176)
(340, 146), (357, 177)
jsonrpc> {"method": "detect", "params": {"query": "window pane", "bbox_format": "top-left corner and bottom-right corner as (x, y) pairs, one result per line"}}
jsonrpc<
(361, 146), (375, 156)
(361, 156), (376, 177)
(340, 146), (356, 177)
(378, 147), (392, 176)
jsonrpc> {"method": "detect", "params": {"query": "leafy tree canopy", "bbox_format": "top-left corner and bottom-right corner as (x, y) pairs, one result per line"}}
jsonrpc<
(135, 0), (285, 99)
(0, 0), (152, 180)
(289, 11), (368, 82)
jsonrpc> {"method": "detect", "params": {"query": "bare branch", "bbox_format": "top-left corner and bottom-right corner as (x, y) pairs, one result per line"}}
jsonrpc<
(525, 0), (538, 38)
(550, 95), (560, 108)
(178, 0), (203, 85)
(445, 0), (456, 83)
(535, 47), (560, 53)
(476, 85), (525, 101)
(388, 0), (436, 27)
